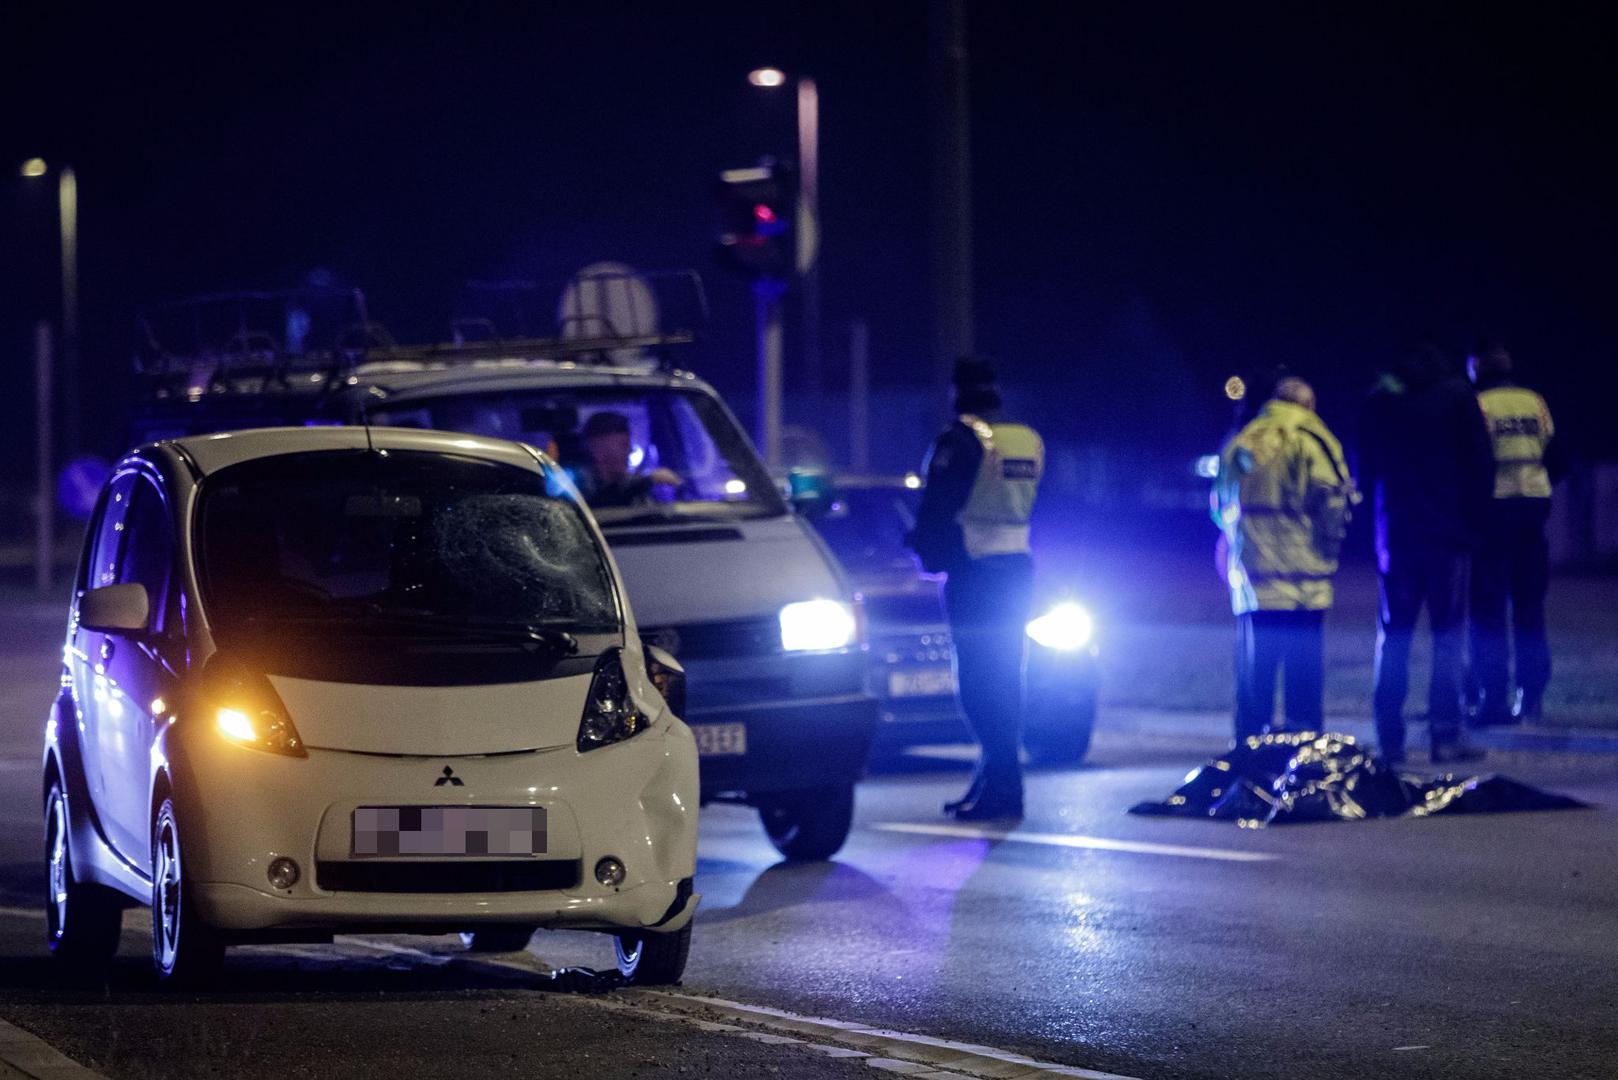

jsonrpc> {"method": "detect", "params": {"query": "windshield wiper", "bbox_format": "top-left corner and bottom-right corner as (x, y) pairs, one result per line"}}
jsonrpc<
(355, 610), (583, 652)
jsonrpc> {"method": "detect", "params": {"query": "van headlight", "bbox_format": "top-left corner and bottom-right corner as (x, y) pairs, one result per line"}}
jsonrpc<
(1025, 602), (1096, 652)
(779, 599), (858, 652)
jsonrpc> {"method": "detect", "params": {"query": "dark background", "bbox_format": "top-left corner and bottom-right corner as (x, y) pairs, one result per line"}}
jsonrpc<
(3, 1), (1613, 473)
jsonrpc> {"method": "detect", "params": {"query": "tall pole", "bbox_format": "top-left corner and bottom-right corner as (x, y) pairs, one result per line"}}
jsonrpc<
(796, 78), (822, 406)
(849, 319), (870, 472)
(755, 277), (786, 468)
(34, 322), (55, 595)
(930, 0), (974, 417)
(58, 166), (80, 457)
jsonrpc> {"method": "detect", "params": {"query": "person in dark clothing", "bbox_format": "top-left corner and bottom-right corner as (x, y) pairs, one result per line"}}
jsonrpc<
(1466, 341), (1569, 724)
(1359, 345), (1494, 765)
(573, 411), (682, 508)
(907, 359), (1044, 821)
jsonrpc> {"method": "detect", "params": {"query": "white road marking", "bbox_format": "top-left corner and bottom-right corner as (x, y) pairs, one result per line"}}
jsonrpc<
(0, 906), (44, 920)
(618, 991), (1148, 1080)
(872, 822), (1279, 863)
(1391, 1045), (1431, 1052)
(0, 1017), (111, 1080)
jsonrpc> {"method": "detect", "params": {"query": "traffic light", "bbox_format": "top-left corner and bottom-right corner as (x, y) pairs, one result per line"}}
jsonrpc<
(714, 161), (795, 279)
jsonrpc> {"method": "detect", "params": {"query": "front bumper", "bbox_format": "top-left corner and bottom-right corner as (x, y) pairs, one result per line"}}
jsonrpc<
(868, 633), (1100, 747)
(682, 650), (877, 800)
(166, 719), (699, 936)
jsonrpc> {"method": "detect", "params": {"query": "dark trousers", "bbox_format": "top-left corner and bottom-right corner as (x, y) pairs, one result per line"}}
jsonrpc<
(1374, 546), (1468, 755)
(1469, 499), (1551, 715)
(944, 554), (1034, 807)
(1234, 611), (1325, 740)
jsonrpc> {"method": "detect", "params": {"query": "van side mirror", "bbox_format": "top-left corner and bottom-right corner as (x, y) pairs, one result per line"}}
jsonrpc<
(643, 644), (686, 719)
(78, 583), (150, 635)
(787, 469), (836, 520)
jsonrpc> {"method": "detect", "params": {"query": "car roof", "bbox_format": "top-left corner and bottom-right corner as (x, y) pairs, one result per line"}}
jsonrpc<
(167, 426), (546, 476)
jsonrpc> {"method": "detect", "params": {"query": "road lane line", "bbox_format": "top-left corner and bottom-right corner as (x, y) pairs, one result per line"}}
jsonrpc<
(0, 1018), (110, 1080)
(871, 822), (1278, 863)
(617, 991), (1147, 1080)
(0, 907), (43, 921)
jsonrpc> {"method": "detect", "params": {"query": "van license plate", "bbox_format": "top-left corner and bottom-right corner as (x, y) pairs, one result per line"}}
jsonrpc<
(888, 668), (957, 698)
(692, 723), (747, 756)
(352, 806), (547, 857)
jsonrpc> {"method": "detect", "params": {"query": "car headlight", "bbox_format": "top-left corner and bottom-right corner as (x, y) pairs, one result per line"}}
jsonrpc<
(577, 648), (650, 752)
(779, 598), (858, 652)
(215, 705), (306, 756)
(1025, 602), (1096, 652)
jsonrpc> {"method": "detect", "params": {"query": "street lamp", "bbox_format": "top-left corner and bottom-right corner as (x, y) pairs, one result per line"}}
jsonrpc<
(19, 158), (79, 457)
(748, 67), (821, 405)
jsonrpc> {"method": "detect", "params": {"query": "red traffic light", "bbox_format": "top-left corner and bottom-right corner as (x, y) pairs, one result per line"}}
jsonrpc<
(753, 204), (777, 224)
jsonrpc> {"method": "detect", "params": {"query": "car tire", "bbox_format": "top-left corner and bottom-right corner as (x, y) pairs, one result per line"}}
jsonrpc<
(45, 782), (122, 972)
(458, 927), (537, 953)
(1023, 688), (1098, 766)
(757, 783), (854, 861)
(151, 798), (224, 988)
(613, 922), (691, 985)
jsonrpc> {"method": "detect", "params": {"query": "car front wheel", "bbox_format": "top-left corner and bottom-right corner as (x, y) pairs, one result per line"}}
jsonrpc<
(151, 798), (224, 987)
(757, 783), (855, 861)
(45, 781), (122, 972)
(614, 922), (691, 985)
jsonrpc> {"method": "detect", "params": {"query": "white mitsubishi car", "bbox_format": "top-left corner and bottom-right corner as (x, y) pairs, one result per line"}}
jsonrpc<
(43, 426), (699, 986)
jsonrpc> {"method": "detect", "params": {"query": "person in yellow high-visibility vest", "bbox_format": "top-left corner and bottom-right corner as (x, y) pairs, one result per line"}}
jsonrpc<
(907, 359), (1044, 821)
(1213, 377), (1357, 742)
(1466, 342), (1568, 724)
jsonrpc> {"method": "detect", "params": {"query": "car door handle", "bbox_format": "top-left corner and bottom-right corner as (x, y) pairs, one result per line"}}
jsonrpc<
(100, 638), (115, 663)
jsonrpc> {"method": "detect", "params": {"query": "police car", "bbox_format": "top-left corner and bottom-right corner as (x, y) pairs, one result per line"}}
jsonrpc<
(44, 426), (699, 985)
(810, 476), (1101, 763)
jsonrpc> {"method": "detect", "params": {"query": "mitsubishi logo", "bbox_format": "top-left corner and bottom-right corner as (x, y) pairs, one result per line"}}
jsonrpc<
(434, 766), (464, 787)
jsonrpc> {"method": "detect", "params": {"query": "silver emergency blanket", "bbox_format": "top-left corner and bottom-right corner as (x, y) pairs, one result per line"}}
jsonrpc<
(1130, 730), (1585, 827)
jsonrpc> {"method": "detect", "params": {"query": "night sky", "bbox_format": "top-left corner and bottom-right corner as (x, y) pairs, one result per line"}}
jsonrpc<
(4, 2), (1613, 474)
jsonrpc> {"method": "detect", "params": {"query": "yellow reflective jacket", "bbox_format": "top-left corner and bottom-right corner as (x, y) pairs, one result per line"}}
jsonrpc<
(1213, 400), (1356, 615)
(956, 415), (1044, 558)
(1478, 385), (1555, 499)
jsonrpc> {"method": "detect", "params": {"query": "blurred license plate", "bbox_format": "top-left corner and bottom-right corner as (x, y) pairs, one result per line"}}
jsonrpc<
(691, 723), (747, 756)
(352, 806), (546, 857)
(888, 668), (957, 698)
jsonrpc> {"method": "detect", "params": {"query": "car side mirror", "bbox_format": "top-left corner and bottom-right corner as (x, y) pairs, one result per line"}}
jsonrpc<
(643, 644), (686, 719)
(78, 583), (150, 635)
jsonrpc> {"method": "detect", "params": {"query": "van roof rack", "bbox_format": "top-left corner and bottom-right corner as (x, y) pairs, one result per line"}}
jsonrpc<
(134, 269), (708, 403)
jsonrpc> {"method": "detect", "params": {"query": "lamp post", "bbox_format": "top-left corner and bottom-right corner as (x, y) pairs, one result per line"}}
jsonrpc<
(748, 68), (822, 409)
(20, 158), (79, 457)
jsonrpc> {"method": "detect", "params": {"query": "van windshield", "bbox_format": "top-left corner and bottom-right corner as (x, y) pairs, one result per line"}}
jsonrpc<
(371, 387), (786, 525)
(196, 450), (619, 635)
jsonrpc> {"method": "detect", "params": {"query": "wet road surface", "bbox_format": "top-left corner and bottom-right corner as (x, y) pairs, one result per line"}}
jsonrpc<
(3, 596), (1617, 1079)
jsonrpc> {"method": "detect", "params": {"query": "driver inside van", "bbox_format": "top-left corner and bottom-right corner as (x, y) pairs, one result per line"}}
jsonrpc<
(574, 410), (682, 508)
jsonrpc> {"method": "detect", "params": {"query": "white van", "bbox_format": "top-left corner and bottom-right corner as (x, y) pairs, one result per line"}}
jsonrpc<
(131, 290), (878, 861)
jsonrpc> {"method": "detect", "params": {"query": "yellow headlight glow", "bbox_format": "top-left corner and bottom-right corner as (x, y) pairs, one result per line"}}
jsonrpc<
(216, 707), (257, 743)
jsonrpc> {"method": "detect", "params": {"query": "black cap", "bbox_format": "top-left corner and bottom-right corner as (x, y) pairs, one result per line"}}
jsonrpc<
(952, 357), (997, 391)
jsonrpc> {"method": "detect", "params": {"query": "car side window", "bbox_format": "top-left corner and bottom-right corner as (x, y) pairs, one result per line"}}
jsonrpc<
(117, 478), (174, 635)
(84, 474), (137, 591)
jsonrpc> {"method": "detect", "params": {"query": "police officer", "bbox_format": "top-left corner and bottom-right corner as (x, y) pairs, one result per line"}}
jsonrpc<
(1467, 341), (1567, 724)
(907, 359), (1044, 821)
(1213, 377), (1356, 741)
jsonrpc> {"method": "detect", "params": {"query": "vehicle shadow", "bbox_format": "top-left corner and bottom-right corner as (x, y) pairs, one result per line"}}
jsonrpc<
(698, 858), (904, 926)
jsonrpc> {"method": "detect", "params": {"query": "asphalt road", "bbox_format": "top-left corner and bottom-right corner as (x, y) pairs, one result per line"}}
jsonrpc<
(2, 594), (1617, 1080)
